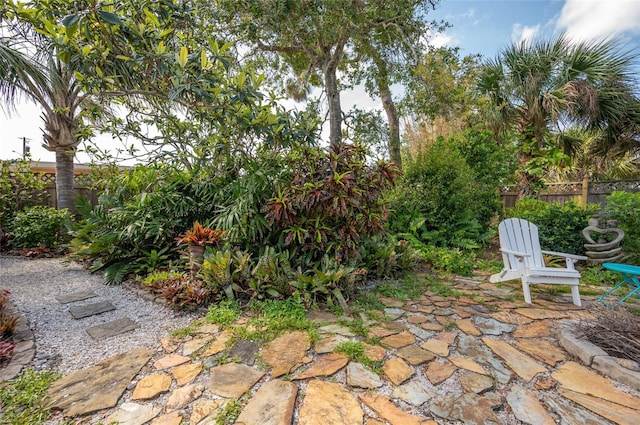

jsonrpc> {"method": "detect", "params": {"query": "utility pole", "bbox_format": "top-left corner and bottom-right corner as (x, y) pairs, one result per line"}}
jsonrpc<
(21, 137), (31, 159)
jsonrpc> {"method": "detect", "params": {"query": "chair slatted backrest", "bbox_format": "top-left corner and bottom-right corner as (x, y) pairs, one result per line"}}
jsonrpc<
(499, 218), (545, 270)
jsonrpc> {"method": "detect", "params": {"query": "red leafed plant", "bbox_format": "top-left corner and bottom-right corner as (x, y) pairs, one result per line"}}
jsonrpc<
(264, 143), (400, 263)
(176, 221), (225, 247)
(1, 289), (16, 367)
(0, 340), (15, 366)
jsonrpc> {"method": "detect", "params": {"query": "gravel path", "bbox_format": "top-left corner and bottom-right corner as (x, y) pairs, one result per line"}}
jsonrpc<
(0, 256), (195, 375)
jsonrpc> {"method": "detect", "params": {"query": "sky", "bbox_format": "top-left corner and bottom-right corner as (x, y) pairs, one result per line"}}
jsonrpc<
(1, 0), (639, 164)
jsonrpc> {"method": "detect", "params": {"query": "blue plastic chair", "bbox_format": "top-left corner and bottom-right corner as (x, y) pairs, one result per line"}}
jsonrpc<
(600, 263), (640, 308)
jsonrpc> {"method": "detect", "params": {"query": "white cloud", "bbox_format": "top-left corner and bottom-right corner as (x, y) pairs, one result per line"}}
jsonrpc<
(431, 33), (454, 48)
(511, 23), (541, 44)
(557, 0), (640, 41)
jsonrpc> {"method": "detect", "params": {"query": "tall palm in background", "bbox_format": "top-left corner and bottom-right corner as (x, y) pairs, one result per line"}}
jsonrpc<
(0, 37), (85, 211)
(478, 34), (640, 195)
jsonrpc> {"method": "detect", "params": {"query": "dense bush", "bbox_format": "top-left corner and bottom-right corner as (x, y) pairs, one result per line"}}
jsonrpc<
(0, 159), (47, 231)
(69, 165), (229, 283)
(390, 137), (496, 249)
(605, 191), (640, 264)
(264, 143), (399, 263)
(10, 206), (70, 249)
(418, 244), (475, 276)
(506, 198), (597, 255)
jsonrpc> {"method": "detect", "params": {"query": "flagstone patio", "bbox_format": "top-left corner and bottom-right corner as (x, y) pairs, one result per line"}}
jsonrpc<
(44, 275), (640, 425)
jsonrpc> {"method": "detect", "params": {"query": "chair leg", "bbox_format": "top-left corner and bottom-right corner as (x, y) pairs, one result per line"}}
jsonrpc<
(570, 285), (582, 307)
(521, 278), (532, 304)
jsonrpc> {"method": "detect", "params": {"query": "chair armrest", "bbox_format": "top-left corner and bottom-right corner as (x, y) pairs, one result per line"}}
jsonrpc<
(500, 248), (530, 257)
(541, 250), (587, 261)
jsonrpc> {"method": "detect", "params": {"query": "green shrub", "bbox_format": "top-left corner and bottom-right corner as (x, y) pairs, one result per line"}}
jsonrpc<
(579, 267), (620, 287)
(10, 206), (70, 248)
(506, 198), (597, 255)
(69, 165), (227, 282)
(0, 159), (47, 231)
(418, 244), (475, 276)
(359, 237), (416, 279)
(605, 191), (640, 264)
(390, 138), (496, 249)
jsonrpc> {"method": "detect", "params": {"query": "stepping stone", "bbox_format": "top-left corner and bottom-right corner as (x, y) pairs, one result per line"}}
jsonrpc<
(292, 353), (349, 380)
(69, 300), (116, 319)
(55, 290), (98, 304)
(430, 392), (502, 425)
(86, 318), (138, 340)
(263, 331), (311, 378)
(551, 361), (640, 410)
(228, 340), (259, 365)
(506, 385), (555, 425)
(360, 392), (437, 425)
(299, 380), (363, 425)
(236, 380), (298, 425)
(482, 338), (546, 382)
(46, 348), (154, 417)
(209, 363), (265, 398)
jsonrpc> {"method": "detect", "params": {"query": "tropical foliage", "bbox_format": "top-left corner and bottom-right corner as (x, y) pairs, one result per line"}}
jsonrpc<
(478, 34), (640, 195)
(0, 159), (46, 230)
(506, 198), (597, 255)
(605, 191), (640, 265)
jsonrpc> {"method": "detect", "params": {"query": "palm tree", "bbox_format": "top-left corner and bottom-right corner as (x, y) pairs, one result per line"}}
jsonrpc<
(478, 34), (639, 196)
(0, 38), (84, 212)
(546, 126), (640, 182)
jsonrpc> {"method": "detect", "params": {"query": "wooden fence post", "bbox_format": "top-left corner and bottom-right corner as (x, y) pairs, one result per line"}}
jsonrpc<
(581, 175), (589, 207)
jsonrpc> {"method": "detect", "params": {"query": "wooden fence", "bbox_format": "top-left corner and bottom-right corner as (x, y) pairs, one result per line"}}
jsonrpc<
(500, 177), (640, 210)
(19, 172), (100, 210)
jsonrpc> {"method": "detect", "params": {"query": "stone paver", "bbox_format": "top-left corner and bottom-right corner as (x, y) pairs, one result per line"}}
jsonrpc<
(39, 274), (640, 425)
(86, 317), (138, 340)
(68, 300), (116, 319)
(292, 353), (349, 380)
(552, 361), (639, 409)
(209, 363), (264, 398)
(262, 331), (311, 377)
(55, 290), (98, 304)
(483, 338), (547, 382)
(299, 380), (363, 425)
(235, 380), (297, 425)
(360, 392), (436, 425)
(346, 362), (383, 388)
(507, 385), (555, 425)
(46, 348), (154, 416)
(382, 357), (415, 385)
(131, 373), (171, 400)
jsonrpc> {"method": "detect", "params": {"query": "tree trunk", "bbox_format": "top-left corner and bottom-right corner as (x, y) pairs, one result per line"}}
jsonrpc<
(55, 148), (75, 212)
(373, 57), (402, 169)
(323, 43), (345, 147)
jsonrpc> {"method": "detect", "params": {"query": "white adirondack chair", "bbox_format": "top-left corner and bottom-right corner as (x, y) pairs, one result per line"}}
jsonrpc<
(489, 218), (587, 306)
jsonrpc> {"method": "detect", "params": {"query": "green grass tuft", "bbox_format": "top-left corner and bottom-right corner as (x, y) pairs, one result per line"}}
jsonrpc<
(0, 369), (61, 425)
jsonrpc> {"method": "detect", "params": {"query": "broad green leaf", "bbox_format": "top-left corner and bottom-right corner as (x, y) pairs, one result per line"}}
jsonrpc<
(61, 13), (79, 27)
(200, 50), (208, 69)
(159, 28), (173, 38)
(143, 8), (160, 26)
(177, 46), (188, 68)
(98, 11), (122, 25)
